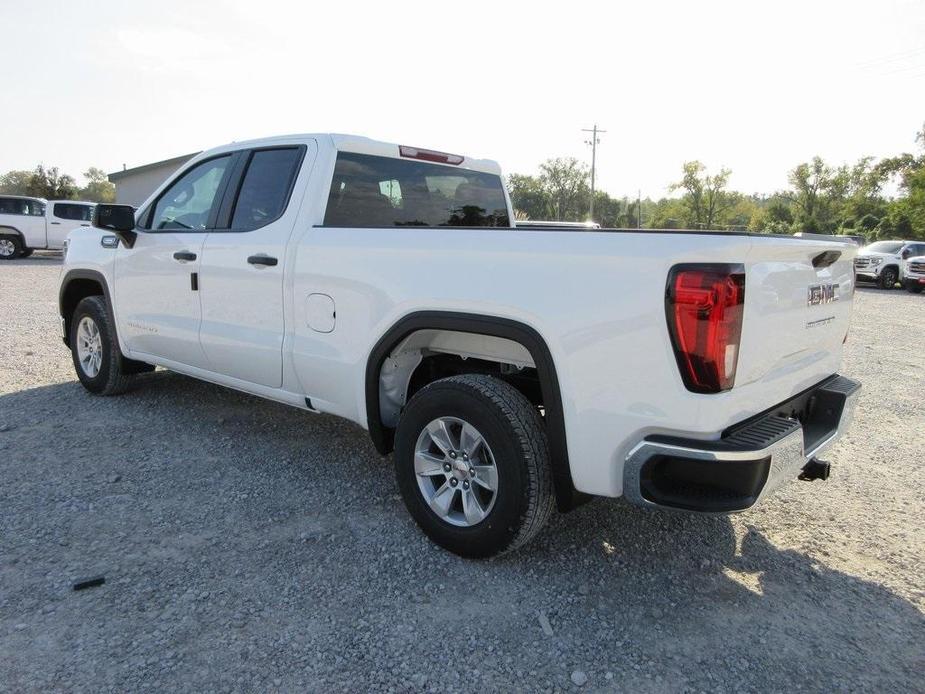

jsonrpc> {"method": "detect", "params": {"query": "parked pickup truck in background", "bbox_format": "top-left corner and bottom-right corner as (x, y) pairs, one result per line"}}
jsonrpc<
(853, 239), (925, 289)
(58, 134), (861, 557)
(0, 195), (96, 259)
(903, 254), (925, 293)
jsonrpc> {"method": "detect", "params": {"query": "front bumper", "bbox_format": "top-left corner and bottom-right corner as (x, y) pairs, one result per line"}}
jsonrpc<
(623, 375), (861, 512)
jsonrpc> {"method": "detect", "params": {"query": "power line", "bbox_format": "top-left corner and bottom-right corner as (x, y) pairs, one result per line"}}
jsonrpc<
(582, 124), (606, 221)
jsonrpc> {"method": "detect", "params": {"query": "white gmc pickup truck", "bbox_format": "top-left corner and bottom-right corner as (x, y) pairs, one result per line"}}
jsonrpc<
(58, 134), (861, 557)
(0, 196), (96, 258)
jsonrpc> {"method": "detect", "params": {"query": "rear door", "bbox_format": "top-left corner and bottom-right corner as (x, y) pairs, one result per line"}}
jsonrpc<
(114, 154), (235, 368)
(48, 202), (93, 248)
(197, 143), (312, 388)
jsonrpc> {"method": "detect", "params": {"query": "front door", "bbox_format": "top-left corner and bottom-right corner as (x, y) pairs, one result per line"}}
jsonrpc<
(197, 144), (312, 388)
(113, 154), (233, 368)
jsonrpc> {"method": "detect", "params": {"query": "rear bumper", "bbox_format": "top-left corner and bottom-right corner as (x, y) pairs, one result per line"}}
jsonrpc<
(622, 374), (861, 512)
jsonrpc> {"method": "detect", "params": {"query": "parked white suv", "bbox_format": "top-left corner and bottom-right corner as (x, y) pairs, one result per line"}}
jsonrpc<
(853, 240), (925, 289)
(903, 254), (925, 293)
(0, 196), (96, 259)
(58, 134), (861, 557)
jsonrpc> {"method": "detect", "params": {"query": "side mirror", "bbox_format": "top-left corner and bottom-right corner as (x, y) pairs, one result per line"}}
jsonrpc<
(92, 204), (137, 248)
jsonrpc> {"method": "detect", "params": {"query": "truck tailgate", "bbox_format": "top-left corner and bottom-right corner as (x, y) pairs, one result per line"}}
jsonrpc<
(735, 238), (856, 391)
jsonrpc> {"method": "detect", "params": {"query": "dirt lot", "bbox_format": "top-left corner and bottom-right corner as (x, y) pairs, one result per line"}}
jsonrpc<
(1, 254), (923, 693)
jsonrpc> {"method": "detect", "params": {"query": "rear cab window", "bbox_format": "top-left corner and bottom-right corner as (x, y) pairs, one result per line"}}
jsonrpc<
(323, 152), (510, 227)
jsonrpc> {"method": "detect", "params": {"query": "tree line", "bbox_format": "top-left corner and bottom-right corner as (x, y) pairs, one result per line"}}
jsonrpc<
(508, 122), (925, 240)
(0, 165), (115, 203)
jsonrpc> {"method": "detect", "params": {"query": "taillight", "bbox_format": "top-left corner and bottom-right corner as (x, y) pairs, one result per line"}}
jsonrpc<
(666, 264), (746, 394)
(399, 145), (464, 165)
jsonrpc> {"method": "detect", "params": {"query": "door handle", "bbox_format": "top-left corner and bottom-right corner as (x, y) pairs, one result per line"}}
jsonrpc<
(50, 221), (61, 225)
(173, 250), (197, 262)
(247, 254), (278, 267)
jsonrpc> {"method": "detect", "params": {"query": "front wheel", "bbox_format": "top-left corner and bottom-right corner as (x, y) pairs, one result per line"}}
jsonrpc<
(394, 374), (554, 558)
(906, 281), (924, 294)
(878, 267), (898, 289)
(0, 234), (23, 260)
(70, 296), (136, 395)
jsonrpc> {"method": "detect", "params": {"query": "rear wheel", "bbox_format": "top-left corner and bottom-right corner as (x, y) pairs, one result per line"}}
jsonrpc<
(394, 374), (554, 558)
(70, 296), (136, 395)
(0, 235), (22, 260)
(878, 267), (898, 289)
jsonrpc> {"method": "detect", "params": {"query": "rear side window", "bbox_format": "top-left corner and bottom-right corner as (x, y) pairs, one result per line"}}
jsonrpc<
(53, 203), (93, 221)
(0, 197), (22, 214)
(228, 148), (302, 231)
(323, 152), (510, 227)
(0, 198), (44, 215)
(146, 155), (231, 230)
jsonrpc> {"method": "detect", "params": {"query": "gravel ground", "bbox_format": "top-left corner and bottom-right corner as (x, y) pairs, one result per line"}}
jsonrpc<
(1, 254), (923, 693)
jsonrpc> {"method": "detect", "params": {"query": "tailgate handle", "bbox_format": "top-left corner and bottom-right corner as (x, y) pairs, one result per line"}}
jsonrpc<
(812, 250), (841, 269)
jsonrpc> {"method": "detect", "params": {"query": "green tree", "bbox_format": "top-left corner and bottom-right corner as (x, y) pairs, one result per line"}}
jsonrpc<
(79, 167), (116, 203)
(669, 161), (736, 229)
(538, 157), (590, 221)
(647, 197), (687, 229)
(876, 123), (925, 239)
(0, 170), (34, 195)
(506, 173), (550, 221)
(27, 165), (77, 199)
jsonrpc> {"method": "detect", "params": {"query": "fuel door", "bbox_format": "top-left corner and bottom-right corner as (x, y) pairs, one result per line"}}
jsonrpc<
(306, 293), (335, 333)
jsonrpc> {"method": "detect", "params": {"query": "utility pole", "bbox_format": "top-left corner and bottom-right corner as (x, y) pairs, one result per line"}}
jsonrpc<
(637, 189), (642, 229)
(582, 124), (606, 222)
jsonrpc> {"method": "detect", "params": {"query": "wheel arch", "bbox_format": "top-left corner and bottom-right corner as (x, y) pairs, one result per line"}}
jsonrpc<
(365, 311), (582, 510)
(0, 225), (24, 239)
(59, 269), (114, 348)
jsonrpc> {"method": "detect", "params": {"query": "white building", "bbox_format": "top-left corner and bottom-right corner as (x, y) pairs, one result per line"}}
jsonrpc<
(108, 152), (198, 207)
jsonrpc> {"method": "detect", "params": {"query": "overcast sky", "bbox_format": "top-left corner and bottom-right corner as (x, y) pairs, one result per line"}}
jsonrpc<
(1, 0), (924, 198)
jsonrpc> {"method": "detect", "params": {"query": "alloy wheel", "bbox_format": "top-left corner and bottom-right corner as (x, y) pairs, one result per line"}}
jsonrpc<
(76, 316), (103, 378)
(413, 416), (499, 527)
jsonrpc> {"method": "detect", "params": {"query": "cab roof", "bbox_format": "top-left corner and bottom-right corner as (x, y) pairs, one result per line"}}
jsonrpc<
(200, 133), (503, 176)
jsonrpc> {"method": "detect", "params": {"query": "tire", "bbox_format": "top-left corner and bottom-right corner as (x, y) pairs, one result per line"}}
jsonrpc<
(69, 296), (136, 395)
(0, 234), (23, 260)
(878, 267), (898, 289)
(906, 281), (923, 294)
(394, 374), (554, 558)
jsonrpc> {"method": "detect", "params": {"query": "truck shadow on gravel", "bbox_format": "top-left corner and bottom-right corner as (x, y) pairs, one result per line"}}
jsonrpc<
(1, 372), (922, 690)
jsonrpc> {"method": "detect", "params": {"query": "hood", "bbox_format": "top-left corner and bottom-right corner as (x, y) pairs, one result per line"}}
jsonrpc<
(857, 250), (898, 259)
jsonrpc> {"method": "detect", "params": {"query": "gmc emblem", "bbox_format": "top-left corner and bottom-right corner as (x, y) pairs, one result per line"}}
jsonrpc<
(807, 283), (839, 306)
